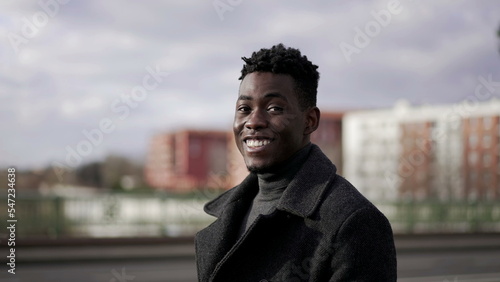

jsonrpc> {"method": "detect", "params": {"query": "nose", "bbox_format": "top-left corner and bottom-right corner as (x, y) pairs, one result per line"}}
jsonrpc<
(245, 109), (268, 130)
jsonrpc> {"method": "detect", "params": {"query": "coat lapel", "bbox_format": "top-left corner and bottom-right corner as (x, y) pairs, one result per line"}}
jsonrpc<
(277, 144), (337, 218)
(195, 173), (258, 281)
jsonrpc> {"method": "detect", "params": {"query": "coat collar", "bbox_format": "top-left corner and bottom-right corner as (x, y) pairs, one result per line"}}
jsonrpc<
(203, 172), (258, 218)
(204, 144), (337, 219)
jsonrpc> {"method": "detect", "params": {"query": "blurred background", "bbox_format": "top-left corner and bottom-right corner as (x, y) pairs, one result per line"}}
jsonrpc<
(1, 0), (500, 281)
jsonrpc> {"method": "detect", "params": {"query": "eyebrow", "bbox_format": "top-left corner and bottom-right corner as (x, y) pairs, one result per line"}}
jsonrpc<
(237, 92), (288, 102)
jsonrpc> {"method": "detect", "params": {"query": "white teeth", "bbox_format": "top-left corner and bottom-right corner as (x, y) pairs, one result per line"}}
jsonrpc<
(246, 139), (271, 147)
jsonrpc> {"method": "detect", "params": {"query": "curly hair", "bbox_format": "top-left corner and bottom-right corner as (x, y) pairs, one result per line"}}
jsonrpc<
(239, 43), (320, 110)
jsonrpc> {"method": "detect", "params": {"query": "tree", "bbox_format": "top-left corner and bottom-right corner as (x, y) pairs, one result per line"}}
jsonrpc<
(497, 24), (500, 54)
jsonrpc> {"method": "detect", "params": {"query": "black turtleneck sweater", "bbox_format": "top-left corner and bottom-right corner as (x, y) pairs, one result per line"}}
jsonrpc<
(240, 143), (313, 235)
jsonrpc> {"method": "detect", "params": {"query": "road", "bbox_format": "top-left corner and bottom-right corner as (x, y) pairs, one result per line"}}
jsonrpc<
(0, 258), (197, 282)
(2, 249), (500, 282)
(1, 234), (499, 282)
(397, 249), (500, 281)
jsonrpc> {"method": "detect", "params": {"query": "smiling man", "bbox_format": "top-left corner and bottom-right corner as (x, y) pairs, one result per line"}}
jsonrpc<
(195, 44), (397, 281)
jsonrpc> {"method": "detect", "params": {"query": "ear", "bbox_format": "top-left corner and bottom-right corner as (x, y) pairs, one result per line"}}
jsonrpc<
(304, 107), (320, 135)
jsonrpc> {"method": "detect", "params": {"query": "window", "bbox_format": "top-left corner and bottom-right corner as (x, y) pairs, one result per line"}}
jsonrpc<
(469, 171), (478, 182)
(189, 139), (201, 158)
(483, 135), (492, 148)
(483, 172), (492, 184)
(468, 151), (478, 165)
(469, 134), (478, 148)
(416, 170), (426, 182)
(483, 116), (493, 130)
(483, 154), (492, 167)
(403, 138), (414, 148)
(469, 118), (479, 130)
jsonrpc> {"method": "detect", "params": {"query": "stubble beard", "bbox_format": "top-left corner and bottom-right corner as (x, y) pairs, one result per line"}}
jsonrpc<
(246, 160), (281, 174)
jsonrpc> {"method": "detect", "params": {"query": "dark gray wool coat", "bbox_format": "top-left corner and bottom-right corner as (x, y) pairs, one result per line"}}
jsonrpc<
(195, 144), (397, 281)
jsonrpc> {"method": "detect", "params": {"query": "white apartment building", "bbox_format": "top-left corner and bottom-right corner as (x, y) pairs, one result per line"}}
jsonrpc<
(343, 99), (500, 202)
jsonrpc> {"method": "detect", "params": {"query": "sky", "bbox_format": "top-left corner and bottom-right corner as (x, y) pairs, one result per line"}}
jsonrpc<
(1, 0), (499, 170)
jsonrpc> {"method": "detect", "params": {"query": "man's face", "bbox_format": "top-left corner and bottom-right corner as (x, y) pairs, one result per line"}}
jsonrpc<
(233, 72), (312, 173)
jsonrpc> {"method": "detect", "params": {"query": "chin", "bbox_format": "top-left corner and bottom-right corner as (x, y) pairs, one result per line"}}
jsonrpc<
(247, 166), (270, 174)
(246, 161), (277, 174)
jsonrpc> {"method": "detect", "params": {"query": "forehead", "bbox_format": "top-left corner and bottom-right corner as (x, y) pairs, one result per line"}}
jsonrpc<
(238, 72), (296, 101)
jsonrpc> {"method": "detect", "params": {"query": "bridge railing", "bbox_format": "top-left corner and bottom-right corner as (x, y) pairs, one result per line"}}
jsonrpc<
(1, 193), (499, 238)
(377, 200), (500, 233)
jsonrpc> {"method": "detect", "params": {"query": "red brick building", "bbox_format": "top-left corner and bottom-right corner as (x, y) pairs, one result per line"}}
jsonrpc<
(144, 130), (228, 191)
(311, 112), (344, 175)
(463, 116), (500, 199)
(398, 122), (435, 199)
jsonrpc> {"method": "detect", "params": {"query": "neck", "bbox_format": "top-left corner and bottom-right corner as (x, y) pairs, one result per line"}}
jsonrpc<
(257, 142), (312, 192)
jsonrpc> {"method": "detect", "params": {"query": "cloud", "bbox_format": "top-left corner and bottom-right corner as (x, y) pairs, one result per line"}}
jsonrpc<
(1, 0), (500, 169)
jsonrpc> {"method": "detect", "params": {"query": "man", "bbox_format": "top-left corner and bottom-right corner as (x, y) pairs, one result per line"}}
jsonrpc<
(195, 43), (397, 281)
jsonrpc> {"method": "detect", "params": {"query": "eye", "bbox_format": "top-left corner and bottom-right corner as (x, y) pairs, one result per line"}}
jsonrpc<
(268, 106), (284, 113)
(237, 105), (251, 113)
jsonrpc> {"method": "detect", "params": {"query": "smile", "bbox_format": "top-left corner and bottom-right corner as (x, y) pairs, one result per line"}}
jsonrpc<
(244, 138), (273, 152)
(245, 139), (272, 148)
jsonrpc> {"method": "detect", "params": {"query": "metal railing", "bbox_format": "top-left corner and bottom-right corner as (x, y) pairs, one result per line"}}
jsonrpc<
(0, 192), (214, 239)
(1, 193), (499, 238)
(378, 200), (500, 233)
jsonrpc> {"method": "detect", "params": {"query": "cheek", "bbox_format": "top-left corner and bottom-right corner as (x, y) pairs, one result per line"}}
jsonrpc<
(270, 116), (304, 138)
(233, 118), (243, 133)
(233, 120), (244, 148)
(273, 114), (295, 132)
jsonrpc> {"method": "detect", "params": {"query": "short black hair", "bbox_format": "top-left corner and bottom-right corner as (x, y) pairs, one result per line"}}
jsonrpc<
(239, 43), (320, 110)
